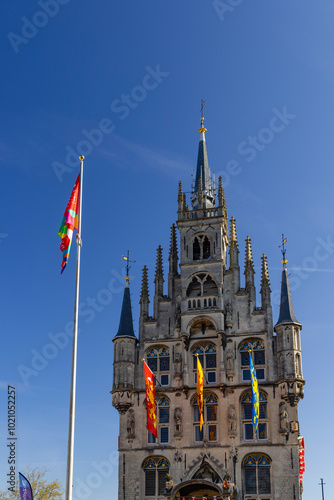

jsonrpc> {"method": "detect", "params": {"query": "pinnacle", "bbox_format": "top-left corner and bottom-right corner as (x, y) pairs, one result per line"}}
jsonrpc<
(230, 217), (238, 246)
(169, 224), (178, 258)
(155, 245), (164, 280)
(244, 236), (254, 271)
(260, 254), (271, 289)
(140, 265), (149, 301)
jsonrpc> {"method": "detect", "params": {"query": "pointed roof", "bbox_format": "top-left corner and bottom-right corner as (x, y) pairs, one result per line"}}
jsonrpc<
(114, 280), (136, 339)
(275, 266), (300, 326)
(192, 111), (214, 209)
(195, 125), (211, 194)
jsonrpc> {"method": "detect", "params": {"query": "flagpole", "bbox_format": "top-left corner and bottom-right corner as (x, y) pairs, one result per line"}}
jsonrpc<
(65, 155), (84, 500)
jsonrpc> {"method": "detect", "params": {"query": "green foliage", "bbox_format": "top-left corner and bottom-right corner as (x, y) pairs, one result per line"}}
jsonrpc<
(0, 467), (63, 500)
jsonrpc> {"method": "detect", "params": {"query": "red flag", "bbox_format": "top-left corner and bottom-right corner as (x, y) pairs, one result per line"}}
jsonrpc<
(58, 174), (80, 273)
(196, 354), (204, 431)
(143, 360), (157, 437)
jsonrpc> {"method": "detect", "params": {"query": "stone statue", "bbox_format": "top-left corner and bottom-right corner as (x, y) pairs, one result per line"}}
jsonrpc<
(174, 407), (182, 435)
(127, 409), (135, 437)
(279, 403), (289, 433)
(226, 348), (234, 373)
(174, 352), (182, 376)
(228, 404), (237, 433)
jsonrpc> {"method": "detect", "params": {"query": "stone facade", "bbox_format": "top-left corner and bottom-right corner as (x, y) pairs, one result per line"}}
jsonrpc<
(112, 118), (305, 500)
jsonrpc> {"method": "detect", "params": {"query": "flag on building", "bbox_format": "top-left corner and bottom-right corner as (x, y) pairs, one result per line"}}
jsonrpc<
(58, 174), (80, 274)
(249, 350), (259, 431)
(19, 472), (33, 500)
(196, 354), (204, 431)
(143, 360), (157, 437)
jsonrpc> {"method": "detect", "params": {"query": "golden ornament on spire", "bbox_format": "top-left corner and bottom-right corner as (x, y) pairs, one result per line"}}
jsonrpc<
(198, 99), (207, 134)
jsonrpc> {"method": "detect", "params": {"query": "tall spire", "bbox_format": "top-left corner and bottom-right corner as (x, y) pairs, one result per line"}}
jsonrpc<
(275, 237), (300, 326)
(191, 101), (214, 209)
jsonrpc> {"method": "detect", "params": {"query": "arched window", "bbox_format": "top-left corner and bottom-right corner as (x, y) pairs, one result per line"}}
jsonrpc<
(203, 236), (211, 259)
(240, 339), (266, 381)
(186, 273), (218, 310)
(241, 391), (268, 441)
(193, 237), (200, 260)
(193, 343), (217, 384)
(143, 456), (170, 497)
(192, 234), (211, 261)
(192, 392), (218, 442)
(148, 396), (170, 444)
(242, 453), (271, 497)
(146, 346), (170, 386)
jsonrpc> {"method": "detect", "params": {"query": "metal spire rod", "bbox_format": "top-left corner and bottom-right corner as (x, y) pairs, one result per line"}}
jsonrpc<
(319, 478), (325, 500)
(279, 233), (288, 267)
(122, 250), (136, 278)
(65, 155), (84, 500)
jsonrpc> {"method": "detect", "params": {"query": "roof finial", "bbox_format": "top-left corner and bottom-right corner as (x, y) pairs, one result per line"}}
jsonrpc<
(198, 99), (207, 134)
(279, 234), (288, 268)
(122, 250), (136, 283)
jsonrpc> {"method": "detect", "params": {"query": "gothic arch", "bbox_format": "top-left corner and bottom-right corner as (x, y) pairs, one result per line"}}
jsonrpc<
(186, 271), (218, 295)
(182, 452), (225, 483)
(238, 337), (265, 351)
(187, 315), (218, 335)
(190, 233), (213, 261)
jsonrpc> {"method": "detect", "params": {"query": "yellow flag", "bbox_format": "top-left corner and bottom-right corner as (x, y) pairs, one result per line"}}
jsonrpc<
(196, 354), (204, 431)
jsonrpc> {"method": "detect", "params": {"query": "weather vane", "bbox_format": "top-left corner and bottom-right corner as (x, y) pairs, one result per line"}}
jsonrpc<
(201, 99), (205, 117)
(279, 234), (288, 266)
(122, 250), (136, 280)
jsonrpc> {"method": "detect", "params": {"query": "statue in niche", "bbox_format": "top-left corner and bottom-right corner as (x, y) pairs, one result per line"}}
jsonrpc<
(225, 302), (232, 322)
(127, 409), (135, 437)
(175, 306), (181, 328)
(174, 352), (182, 377)
(226, 348), (235, 373)
(228, 404), (237, 433)
(174, 407), (182, 435)
(279, 403), (289, 433)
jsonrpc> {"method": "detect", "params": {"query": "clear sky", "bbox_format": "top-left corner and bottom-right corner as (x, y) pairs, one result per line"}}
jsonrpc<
(1, 1), (333, 499)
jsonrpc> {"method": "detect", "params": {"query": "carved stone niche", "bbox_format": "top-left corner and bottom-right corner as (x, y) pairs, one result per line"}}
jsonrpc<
(174, 351), (182, 381)
(174, 407), (183, 438)
(227, 404), (237, 436)
(126, 408), (135, 439)
(180, 332), (190, 351)
(279, 401), (289, 434)
(225, 342), (235, 382)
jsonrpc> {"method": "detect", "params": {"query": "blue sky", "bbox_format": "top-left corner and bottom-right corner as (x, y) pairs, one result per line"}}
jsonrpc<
(1, 1), (333, 499)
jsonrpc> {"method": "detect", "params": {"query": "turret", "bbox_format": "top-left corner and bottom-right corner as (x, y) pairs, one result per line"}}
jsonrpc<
(274, 237), (304, 406)
(112, 258), (137, 414)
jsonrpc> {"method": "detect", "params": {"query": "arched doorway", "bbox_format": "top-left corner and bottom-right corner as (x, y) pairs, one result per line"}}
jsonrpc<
(172, 479), (222, 499)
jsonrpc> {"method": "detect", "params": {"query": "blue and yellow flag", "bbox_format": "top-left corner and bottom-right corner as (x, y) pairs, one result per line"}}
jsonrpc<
(249, 350), (259, 432)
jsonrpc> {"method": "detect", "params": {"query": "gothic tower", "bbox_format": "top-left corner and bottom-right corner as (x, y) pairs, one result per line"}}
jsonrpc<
(111, 113), (305, 500)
